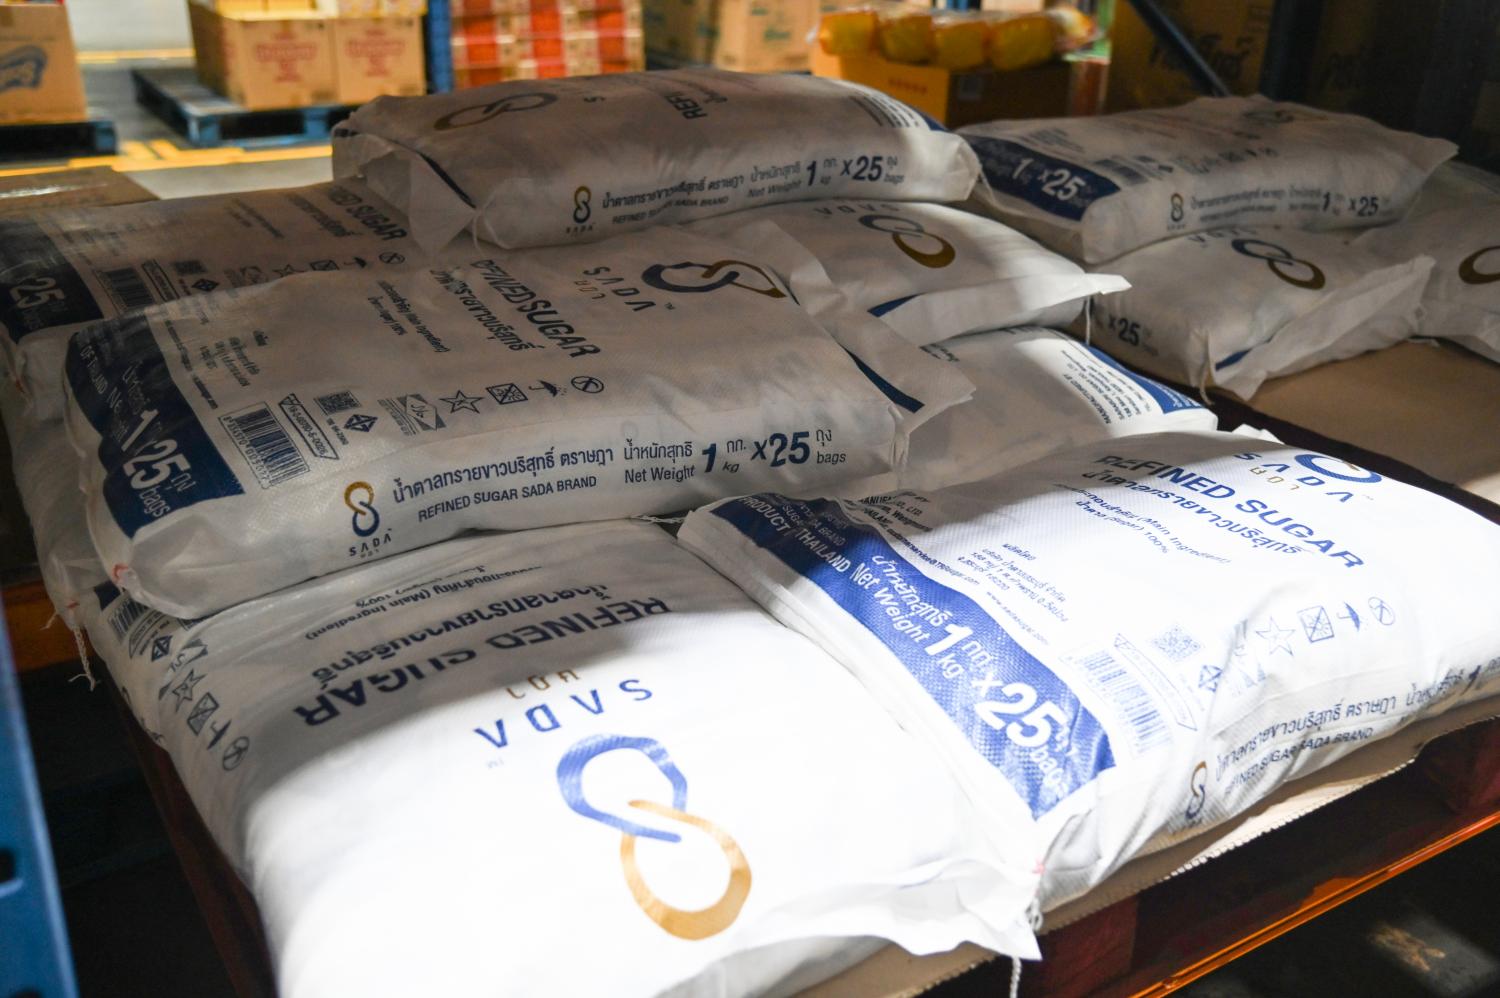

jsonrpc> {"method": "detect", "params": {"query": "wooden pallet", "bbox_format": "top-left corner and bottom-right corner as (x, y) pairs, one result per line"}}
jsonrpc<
(0, 116), (117, 162)
(130, 66), (354, 149)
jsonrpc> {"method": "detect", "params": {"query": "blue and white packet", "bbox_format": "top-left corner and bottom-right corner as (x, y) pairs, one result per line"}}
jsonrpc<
(334, 68), (981, 252)
(1085, 225), (1432, 397)
(0, 179), (423, 421)
(903, 326), (1217, 490)
(80, 521), (1039, 997)
(1353, 165), (1500, 365)
(686, 199), (1128, 346)
(959, 96), (1454, 263)
(62, 224), (971, 618)
(680, 430), (1500, 910)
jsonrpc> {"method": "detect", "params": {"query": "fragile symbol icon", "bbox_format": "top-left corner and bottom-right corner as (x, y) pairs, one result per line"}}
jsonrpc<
(487, 383), (527, 405)
(151, 635), (172, 661)
(344, 413), (377, 433)
(192, 278), (220, 292)
(1298, 605), (1335, 643)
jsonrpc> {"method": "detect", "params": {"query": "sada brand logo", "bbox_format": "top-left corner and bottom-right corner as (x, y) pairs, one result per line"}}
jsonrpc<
(557, 734), (751, 940)
(858, 213), (956, 268)
(1460, 245), (1499, 285)
(434, 91), (557, 130)
(1230, 237), (1326, 290)
(344, 481), (381, 537)
(641, 260), (786, 299)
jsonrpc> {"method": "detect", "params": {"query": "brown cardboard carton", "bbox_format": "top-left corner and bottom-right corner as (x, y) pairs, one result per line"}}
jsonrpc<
(811, 44), (1069, 126)
(1106, 0), (1272, 112)
(0, 167), (154, 215)
(0, 2), (87, 125)
(712, 0), (811, 74)
(195, 0), (272, 14)
(332, 16), (425, 104)
(190, 5), (338, 109)
(1304, 2), (1382, 112)
(646, 0), (844, 73)
(313, 0), (383, 15)
(642, 0), (708, 66)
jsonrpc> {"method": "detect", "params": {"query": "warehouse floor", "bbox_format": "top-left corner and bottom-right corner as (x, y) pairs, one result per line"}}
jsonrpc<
(2, 60), (330, 198)
(8, 57), (1500, 998)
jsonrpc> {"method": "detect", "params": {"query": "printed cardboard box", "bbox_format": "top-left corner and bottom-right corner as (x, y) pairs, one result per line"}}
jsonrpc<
(189, 4), (338, 109)
(810, 44), (1069, 127)
(332, 15), (425, 104)
(645, 0), (845, 73)
(1105, 0), (1272, 112)
(0, 2), (86, 125)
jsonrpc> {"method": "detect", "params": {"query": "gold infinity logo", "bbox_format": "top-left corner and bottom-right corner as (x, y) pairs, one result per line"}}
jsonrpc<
(858, 213), (957, 269)
(558, 734), (753, 940)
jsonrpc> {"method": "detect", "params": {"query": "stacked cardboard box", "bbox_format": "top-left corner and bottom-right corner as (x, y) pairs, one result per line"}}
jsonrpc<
(0, 1), (87, 125)
(187, 0), (426, 109)
(643, 0), (852, 74)
(450, 0), (643, 86)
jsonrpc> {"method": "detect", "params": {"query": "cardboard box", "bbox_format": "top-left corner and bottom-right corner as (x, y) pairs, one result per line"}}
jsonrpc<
(1303, 2), (1382, 112)
(451, 3), (643, 79)
(0, 167), (154, 216)
(1106, 0), (1272, 112)
(810, 45), (1070, 127)
(312, 0), (427, 15)
(189, 4), (338, 109)
(0, 2), (87, 125)
(315, 0), (382, 15)
(194, 0), (278, 13)
(645, 0), (843, 74)
(332, 15), (424, 103)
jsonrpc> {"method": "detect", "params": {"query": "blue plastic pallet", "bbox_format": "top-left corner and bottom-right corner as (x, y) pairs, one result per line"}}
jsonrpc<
(0, 596), (79, 998)
(131, 66), (356, 148)
(0, 117), (116, 162)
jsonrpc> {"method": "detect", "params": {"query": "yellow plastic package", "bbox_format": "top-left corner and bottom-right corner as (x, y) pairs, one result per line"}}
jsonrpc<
(878, 13), (934, 64)
(988, 13), (1057, 72)
(818, 10), (879, 57)
(932, 20), (988, 71)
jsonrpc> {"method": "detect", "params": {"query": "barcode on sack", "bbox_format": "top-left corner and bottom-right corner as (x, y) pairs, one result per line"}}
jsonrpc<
(1078, 649), (1167, 752)
(109, 598), (150, 641)
(98, 266), (155, 310)
(1094, 158), (1148, 186)
(315, 390), (361, 415)
(220, 403), (309, 489)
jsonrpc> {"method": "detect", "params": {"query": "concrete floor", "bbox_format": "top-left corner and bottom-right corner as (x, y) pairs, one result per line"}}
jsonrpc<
(4, 60), (332, 197)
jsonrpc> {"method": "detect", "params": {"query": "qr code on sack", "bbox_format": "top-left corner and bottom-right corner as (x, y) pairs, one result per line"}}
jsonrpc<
(316, 391), (361, 415)
(1152, 625), (1202, 662)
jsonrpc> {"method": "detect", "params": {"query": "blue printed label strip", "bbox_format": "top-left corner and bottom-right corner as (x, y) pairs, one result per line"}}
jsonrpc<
(66, 312), (245, 538)
(966, 136), (1119, 222)
(0, 220), (103, 343)
(1088, 347), (1204, 414)
(710, 495), (1113, 818)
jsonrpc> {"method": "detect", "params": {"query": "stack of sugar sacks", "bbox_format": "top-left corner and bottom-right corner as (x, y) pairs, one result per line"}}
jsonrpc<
(33, 67), (1095, 996)
(960, 96), (1458, 397)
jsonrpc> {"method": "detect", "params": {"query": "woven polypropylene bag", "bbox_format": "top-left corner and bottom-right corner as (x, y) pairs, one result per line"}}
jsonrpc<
(81, 522), (1040, 997)
(333, 68), (980, 251)
(681, 431), (1500, 912)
